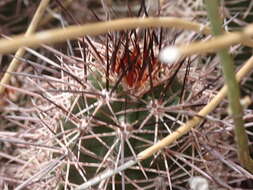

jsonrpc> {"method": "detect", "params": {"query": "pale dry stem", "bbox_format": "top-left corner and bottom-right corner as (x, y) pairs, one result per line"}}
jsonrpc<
(0, 0), (51, 95)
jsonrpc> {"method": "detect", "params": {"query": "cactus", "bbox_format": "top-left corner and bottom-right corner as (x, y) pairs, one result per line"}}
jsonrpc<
(58, 26), (186, 190)
(37, 3), (193, 189)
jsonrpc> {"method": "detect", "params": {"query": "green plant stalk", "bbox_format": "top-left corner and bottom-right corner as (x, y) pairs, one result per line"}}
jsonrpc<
(205, 0), (253, 172)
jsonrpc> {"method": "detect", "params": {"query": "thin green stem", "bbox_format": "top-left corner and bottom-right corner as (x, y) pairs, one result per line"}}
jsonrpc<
(205, 0), (253, 172)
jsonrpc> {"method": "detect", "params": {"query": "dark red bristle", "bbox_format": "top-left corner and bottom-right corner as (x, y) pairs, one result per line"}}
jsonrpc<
(111, 32), (160, 89)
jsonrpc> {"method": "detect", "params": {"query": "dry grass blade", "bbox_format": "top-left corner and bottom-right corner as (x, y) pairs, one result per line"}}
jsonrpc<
(0, 0), (51, 95)
(0, 17), (212, 54)
(39, 0), (74, 27)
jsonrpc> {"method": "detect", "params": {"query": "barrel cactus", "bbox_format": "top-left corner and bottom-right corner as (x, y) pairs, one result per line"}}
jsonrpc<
(35, 3), (194, 189)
